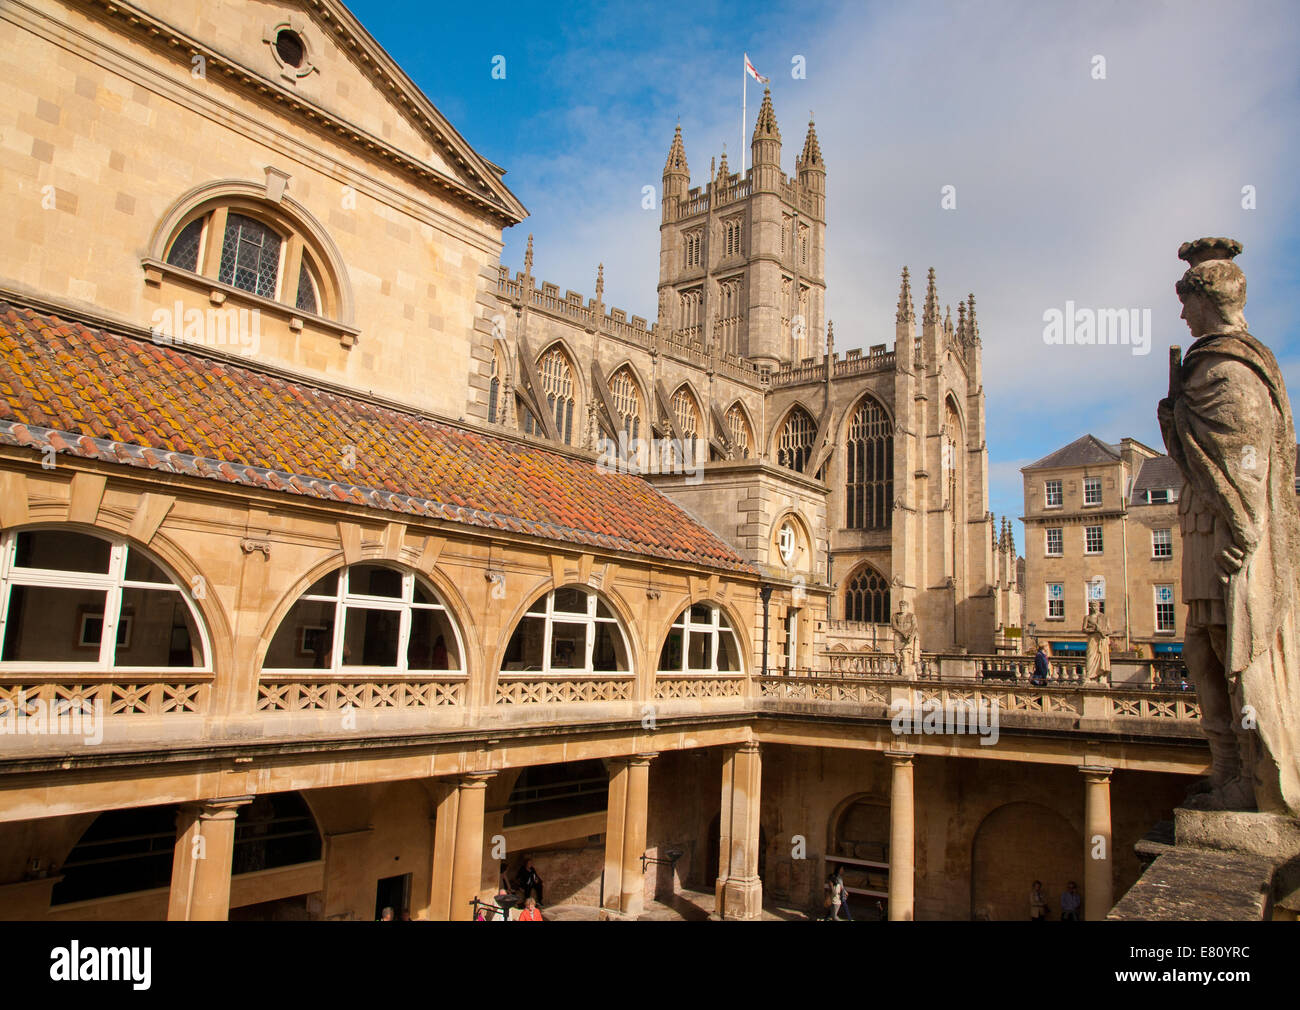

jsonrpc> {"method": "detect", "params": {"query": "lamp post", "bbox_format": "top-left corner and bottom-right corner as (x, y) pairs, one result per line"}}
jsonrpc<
(1027, 621), (1038, 655)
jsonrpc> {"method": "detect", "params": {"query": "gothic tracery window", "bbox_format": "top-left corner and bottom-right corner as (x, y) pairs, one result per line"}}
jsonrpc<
(777, 405), (817, 473)
(846, 396), (894, 530)
(609, 367), (642, 441)
(725, 403), (752, 459)
(533, 346), (576, 444)
(845, 565), (891, 624)
(672, 387), (701, 460)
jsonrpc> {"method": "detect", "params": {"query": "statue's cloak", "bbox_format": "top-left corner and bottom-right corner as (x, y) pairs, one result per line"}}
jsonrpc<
(1160, 330), (1300, 811)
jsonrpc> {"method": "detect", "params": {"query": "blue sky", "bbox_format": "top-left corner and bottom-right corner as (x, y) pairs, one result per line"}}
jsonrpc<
(349, 0), (1300, 546)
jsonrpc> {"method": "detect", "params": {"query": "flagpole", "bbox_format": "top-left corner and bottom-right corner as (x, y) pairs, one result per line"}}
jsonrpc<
(741, 54), (746, 177)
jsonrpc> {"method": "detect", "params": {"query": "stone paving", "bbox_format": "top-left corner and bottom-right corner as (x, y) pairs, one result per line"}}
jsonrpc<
(538, 888), (882, 922)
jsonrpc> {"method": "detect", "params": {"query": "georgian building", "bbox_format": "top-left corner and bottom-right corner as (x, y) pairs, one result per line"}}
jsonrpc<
(0, 0), (1204, 925)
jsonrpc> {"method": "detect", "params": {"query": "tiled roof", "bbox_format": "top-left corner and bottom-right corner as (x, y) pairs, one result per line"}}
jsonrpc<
(0, 302), (755, 574)
(1023, 434), (1119, 471)
(1131, 454), (1181, 494)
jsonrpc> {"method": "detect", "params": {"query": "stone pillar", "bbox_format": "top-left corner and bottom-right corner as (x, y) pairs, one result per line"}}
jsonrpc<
(1081, 765), (1114, 921)
(429, 773), (494, 921)
(887, 751), (915, 921)
(716, 741), (763, 919)
(602, 753), (657, 918)
(167, 796), (251, 921)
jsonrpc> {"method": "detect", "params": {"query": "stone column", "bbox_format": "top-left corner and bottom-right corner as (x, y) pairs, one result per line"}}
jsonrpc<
(429, 773), (495, 921)
(167, 796), (251, 921)
(887, 751), (915, 921)
(716, 741), (763, 919)
(602, 753), (657, 918)
(1081, 765), (1114, 921)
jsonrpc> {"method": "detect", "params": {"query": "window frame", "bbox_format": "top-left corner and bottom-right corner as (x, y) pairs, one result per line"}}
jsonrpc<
(502, 588), (633, 678)
(1154, 584), (1176, 633)
(262, 565), (466, 678)
(1044, 479), (1063, 508)
(657, 603), (743, 676)
(1045, 527), (1063, 557)
(1152, 528), (1173, 559)
(1084, 525), (1104, 555)
(1046, 582), (1065, 620)
(0, 528), (212, 674)
(1082, 476), (1102, 507)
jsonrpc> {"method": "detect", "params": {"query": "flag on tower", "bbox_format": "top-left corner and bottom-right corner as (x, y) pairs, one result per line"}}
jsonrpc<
(744, 53), (768, 84)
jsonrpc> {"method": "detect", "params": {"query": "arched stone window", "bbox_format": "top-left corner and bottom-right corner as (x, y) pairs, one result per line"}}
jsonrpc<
(845, 395), (894, 530)
(157, 194), (341, 319)
(502, 587), (630, 675)
(488, 348), (501, 423)
(777, 405), (817, 473)
(263, 564), (464, 674)
(844, 564), (890, 624)
(672, 386), (701, 458)
(609, 366), (643, 441)
(523, 347), (577, 444)
(0, 528), (208, 670)
(658, 603), (741, 674)
(725, 403), (752, 459)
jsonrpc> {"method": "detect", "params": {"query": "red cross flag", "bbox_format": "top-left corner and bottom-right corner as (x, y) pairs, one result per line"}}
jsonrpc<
(745, 53), (768, 84)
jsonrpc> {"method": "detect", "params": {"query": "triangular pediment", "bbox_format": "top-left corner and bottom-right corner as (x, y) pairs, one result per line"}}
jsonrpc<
(79, 0), (526, 223)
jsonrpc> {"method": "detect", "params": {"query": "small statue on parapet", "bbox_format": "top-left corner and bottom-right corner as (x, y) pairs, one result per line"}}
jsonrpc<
(1082, 600), (1112, 684)
(891, 597), (921, 679)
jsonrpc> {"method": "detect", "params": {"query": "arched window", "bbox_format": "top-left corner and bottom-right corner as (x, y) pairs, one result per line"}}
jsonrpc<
(846, 396), (894, 530)
(672, 386), (701, 458)
(777, 405), (817, 473)
(725, 403), (752, 459)
(488, 349), (502, 425)
(502, 587), (630, 675)
(263, 564), (464, 674)
(532, 347), (576, 445)
(159, 199), (339, 319)
(845, 565), (891, 624)
(51, 793), (322, 905)
(0, 528), (208, 670)
(658, 603), (742, 674)
(609, 366), (643, 441)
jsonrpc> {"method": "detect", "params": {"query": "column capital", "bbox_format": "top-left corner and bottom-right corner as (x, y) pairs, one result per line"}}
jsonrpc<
(732, 740), (761, 756)
(885, 749), (915, 764)
(195, 795), (253, 821)
(1079, 765), (1113, 781)
(457, 771), (497, 789)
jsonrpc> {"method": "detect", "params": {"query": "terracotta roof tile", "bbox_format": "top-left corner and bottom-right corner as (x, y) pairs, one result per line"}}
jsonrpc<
(0, 302), (754, 574)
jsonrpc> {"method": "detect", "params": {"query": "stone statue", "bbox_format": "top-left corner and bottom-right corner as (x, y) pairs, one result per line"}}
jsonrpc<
(1158, 237), (1300, 815)
(891, 597), (920, 679)
(1082, 601), (1112, 683)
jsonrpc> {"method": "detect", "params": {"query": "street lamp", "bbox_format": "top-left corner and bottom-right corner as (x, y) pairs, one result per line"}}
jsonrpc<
(1027, 622), (1038, 653)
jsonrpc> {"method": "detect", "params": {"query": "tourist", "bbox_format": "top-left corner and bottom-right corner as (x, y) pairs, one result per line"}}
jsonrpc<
(1060, 881), (1082, 921)
(378, 906), (394, 922)
(1031, 645), (1050, 687)
(1029, 881), (1048, 921)
(518, 896), (543, 921)
(515, 857), (544, 904)
(832, 866), (852, 921)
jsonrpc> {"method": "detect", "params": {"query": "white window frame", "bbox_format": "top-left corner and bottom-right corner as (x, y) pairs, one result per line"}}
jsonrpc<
(1152, 528), (1173, 559)
(1046, 583), (1065, 620)
(262, 565), (466, 677)
(1044, 479), (1063, 508)
(784, 608), (799, 673)
(1154, 584), (1176, 633)
(1084, 525), (1104, 555)
(506, 588), (632, 677)
(1083, 476), (1102, 507)
(657, 603), (742, 675)
(1086, 578), (1106, 615)
(0, 528), (211, 674)
(1045, 527), (1063, 557)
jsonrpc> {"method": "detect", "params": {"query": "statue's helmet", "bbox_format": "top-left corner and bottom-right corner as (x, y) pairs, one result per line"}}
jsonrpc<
(1175, 237), (1246, 320)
